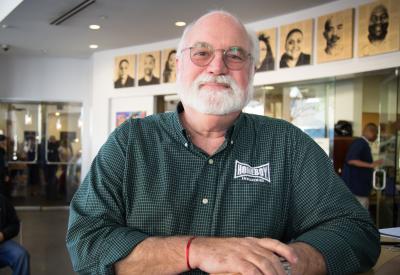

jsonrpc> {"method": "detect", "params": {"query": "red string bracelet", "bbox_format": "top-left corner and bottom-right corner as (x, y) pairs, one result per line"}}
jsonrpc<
(186, 236), (196, 270)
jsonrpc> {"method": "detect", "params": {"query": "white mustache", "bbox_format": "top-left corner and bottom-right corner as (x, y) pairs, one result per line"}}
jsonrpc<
(195, 74), (233, 88)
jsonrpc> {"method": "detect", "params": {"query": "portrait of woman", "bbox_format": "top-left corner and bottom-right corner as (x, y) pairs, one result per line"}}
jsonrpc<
(280, 19), (313, 68)
(280, 29), (310, 68)
(256, 28), (275, 72)
(162, 49), (177, 83)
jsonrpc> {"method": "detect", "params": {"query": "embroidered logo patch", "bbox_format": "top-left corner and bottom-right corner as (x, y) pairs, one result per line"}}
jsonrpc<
(234, 160), (271, 183)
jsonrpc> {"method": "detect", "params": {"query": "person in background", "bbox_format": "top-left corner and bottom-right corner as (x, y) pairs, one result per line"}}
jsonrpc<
(67, 10), (380, 275)
(342, 123), (384, 209)
(0, 135), (9, 196)
(0, 194), (30, 275)
(45, 136), (59, 200)
(280, 28), (310, 68)
(163, 50), (177, 83)
(58, 139), (73, 196)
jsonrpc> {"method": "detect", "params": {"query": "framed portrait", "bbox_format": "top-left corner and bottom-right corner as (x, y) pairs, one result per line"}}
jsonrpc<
(138, 51), (161, 86)
(161, 49), (177, 83)
(256, 28), (276, 72)
(279, 19), (313, 69)
(358, 0), (400, 57)
(317, 9), (354, 63)
(116, 111), (147, 127)
(114, 55), (136, 89)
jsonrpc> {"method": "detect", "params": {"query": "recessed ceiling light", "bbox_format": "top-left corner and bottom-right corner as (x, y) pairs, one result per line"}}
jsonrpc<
(1, 24), (8, 29)
(89, 44), (98, 49)
(262, 86), (275, 90)
(89, 24), (100, 30)
(175, 21), (186, 27)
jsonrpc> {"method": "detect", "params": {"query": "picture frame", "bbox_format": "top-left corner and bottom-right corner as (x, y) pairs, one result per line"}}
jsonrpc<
(256, 28), (276, 72)
(358, 0), (400, 57)
(317, 8), (354, 63)
(114, 55), (136, 89)
(138, 51), (161, 86)
(279, 19), (313, 68)
(161, 49), (177, 83)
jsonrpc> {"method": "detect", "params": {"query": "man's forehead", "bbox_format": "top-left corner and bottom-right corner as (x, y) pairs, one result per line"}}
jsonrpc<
(186, 13), (250, 49)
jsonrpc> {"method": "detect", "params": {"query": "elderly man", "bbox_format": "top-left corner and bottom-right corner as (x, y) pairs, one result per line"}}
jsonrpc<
(67, 11), (380, 275)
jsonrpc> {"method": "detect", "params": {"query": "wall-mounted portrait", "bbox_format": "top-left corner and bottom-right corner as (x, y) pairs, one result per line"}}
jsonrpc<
(256, 28), (276, 72)
(161, 49), (177, 83)
(358, 0), (400, 57)
(317, 9), (354, 63)
(279, 19), (313, 68)
(138, 51), (161, 86)
(114, 55), (136, 89)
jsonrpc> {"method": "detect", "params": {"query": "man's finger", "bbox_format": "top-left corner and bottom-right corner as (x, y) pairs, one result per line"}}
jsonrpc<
(254, 238), (298, 264)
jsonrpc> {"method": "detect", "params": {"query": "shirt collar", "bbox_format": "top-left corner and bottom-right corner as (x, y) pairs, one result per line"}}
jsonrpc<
(171, 101), (245, 143)
(361, 136), (370, 144)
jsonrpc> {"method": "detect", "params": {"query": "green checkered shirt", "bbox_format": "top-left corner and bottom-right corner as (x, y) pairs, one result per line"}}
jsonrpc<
(67, 105), (380, 275)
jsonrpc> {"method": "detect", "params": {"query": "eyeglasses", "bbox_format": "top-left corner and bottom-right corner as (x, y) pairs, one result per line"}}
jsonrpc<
(181, 42), (252, 70)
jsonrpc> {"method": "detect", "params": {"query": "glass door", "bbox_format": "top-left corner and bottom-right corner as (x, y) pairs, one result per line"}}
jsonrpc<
(372, 68), (400, 228)
(0, 101), (82, 206)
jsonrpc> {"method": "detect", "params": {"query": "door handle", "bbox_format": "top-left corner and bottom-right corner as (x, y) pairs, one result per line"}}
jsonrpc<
(373, 169), (386, 191)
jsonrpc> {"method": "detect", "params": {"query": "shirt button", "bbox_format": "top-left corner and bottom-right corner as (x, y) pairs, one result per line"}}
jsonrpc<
(184, 142), (188, 147)
(230, 140), (234, 145)
(208, 159), (214, 165)
(202, 198), (209, 204)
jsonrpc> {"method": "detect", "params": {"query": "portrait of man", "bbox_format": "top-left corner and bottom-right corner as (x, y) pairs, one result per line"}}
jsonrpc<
(279, 19), (313, 68)
(358, 0), (400, 57)
(317, 9), (354, 63)
(256, 28), (276, 72)
(114, 55), (135, 88)
(161, 48), (177, 83)
(138, 51), (161, 86)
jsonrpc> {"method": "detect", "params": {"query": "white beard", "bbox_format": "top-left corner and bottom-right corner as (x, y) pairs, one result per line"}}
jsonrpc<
(177, 73), (253, 115)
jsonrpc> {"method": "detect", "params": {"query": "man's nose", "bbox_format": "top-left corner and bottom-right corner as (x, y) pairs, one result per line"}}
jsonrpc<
(206, 51), (228, 75)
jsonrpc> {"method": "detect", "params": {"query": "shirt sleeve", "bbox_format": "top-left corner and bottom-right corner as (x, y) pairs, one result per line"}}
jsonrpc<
(288, 130), (380, 274)
(66, 121), (149, 275)
(346, 139), (365, 162)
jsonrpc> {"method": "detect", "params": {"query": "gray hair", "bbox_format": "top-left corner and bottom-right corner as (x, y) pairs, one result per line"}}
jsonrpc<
(176, 10), (259, 67)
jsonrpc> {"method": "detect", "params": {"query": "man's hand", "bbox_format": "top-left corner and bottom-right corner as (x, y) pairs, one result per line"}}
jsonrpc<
(210, 242), (327, 275)
(372, 159), (384, 168)
(190, 237), (298, 275)
(0, 232), (4, 242)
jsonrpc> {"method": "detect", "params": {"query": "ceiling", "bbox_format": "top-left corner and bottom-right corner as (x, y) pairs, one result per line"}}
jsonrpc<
(0, 0), (334, 58)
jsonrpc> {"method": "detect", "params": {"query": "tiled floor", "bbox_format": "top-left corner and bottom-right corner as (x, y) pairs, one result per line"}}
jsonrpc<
(0, 209), (75, 275)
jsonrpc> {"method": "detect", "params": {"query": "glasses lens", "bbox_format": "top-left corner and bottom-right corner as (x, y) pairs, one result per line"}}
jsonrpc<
(190, 45), (213, 66)
(224, 47), (248, 70)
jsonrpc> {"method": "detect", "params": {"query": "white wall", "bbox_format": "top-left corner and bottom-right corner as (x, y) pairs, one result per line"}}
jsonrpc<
(90, 0), (400, 161)
(0, 55), (93, 176)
